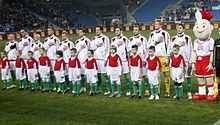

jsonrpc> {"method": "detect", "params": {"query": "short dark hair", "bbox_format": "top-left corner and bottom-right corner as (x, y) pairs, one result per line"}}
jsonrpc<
(132, 45), (138, 50)
(111, 45), (117, 52)
(173, 44), (180, 49)
(88, 49), (94, 55)
(56, 50), (63, 57)
(149, 46), (155, 51)
(28, 51), (33, 54)
(96, 26), (103, 30)
(70, 48), (77, 53)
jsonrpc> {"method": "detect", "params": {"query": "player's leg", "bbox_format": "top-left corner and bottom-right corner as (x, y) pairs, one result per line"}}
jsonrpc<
(116, 79), (122, 97)
(206, 77), (216, 101)
(148, 84), (155, 100)
(76, 80), (81, 96)
(123, 61), (130, 96)
(103, 73), (111, 95)
(138, 80), (142, 98)
(132, 81), (137, 97)
(185, 65), (192, 99)
(109, 80), (115, 98)
(192, 77), (206, 100)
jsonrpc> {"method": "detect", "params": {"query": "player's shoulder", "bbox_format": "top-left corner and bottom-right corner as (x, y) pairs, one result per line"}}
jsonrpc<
(171, 36), (177, 41)
(129, 36), (134, 41)
(111, 36), (117, 41)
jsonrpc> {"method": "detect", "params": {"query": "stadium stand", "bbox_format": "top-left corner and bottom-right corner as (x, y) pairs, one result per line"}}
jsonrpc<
(0, 0), (219, 32)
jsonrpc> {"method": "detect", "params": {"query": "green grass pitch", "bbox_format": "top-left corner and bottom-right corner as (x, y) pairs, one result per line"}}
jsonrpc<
(0, 29), (220, 125)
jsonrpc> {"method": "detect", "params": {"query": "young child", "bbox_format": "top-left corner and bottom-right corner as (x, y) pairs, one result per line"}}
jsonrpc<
(105, 45), (122, 98)
(169, 44), (186, 100)
(129, 45), (143, 99)
(15, 50), (27, 89)
(38, 48), (51, 92)
(0, 52), (12, 90)
(146, 46), (161, 100)
(26, 51), (38, 91)
(68, 48), (81, 95)
(54, 51), (66, 94)
(85, 50), (98, 96)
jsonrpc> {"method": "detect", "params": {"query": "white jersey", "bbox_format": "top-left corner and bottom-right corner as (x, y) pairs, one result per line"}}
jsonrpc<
(75, 36), (90, 63)
(44, 34), (60, 60)
(19, 35), (34, 59)
(171, 33), (192, 63)
(148, 28), (170, 57)
(129, 34), (147, 59)
(58, 39), (74, 63)
(5, 40), (18, 61)
(31, 40), (43, 61)
(93, 34), (110, 60)
(111, 35), (129, 62)
(193, 38), (214, 56)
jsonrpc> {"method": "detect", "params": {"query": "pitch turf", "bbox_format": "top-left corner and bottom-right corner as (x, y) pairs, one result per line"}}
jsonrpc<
(0, 30), (220, 125)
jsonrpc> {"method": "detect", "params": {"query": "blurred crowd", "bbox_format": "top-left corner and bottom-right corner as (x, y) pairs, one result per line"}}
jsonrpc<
(0, 0), (48, 32)
(163, 0), (214, 22)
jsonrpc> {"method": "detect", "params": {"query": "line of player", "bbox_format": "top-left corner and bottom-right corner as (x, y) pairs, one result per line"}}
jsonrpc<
(1, 21), (213, 101)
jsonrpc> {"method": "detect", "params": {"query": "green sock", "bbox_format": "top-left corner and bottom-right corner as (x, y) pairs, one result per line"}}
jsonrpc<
(150, 85), (154, 96)
(175, 86), (179, 97)
(2, 80), (6, 88)
(133, 83), (137, 96)
(76, 82), (80, 95)
(80, 76), (86, 88)
(6, 80), (11, 88)
(94, 84), (97, 94)
(97, 73), (102, 91)
(90, 84), (93, 93)
(111, 82), (115, 94)
(154, 85), (158, 96)
(46, 81), (50, 90)
(118, 84), (122, 95)
(10, 70), (16, 81)
(186, 78), (192, 93)
(61, 83), (65, 93)
(179, 85), (183, 97)
(72, 82), (75, 92)
(138, 81), (142, 96)
(31, 82), (35, 90)
(18, 80), (22, 88)
(125, 76), (130, 93)
(22, 79), (27, 89)
(105, 75), (111, 91)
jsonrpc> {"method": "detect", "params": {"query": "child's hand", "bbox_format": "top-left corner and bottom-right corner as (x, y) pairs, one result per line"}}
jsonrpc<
(206, 63), (213, 71)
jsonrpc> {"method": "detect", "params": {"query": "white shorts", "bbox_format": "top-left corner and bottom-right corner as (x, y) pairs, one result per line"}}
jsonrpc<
(54, 70), (65, 83)
(122, 61), (129, 74)
(170, 67), (184, 83)
(108, 66), (121, 84)
(27, 69), (38, 83)
(96, 60), (106, 73)
(39, 66), (50, 81)
(142, 67), (147, 76)
(147, 70), (159, 86)
(68, 68), (81, 82)
(85, 69), (97, 83)
(50, 60), (56, 71)
(1, 69), (11, 81)
(130, 66), (141, 82)
(80, 63), (86, 75)
(9, 61), (16, 71)
(16, 68), (26, 80)
(185, 65), (192, 78)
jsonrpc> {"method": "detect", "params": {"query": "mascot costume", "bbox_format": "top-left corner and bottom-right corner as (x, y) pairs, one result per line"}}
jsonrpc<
(192, 9), (217, 102)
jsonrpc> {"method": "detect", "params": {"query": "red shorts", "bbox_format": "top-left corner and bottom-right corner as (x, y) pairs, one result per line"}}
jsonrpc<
(195, 56), (213, 77)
